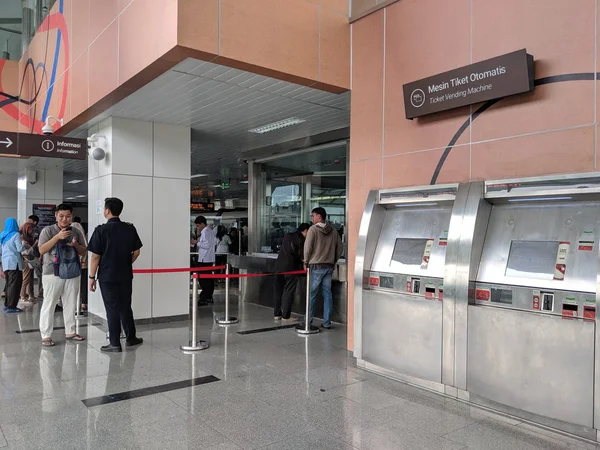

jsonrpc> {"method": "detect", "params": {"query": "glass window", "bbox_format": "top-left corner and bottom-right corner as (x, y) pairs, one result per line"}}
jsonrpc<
(257, 143), (347, 255)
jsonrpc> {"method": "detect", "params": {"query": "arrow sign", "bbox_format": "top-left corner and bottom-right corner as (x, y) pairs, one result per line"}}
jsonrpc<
(0, 137), (13, 148)
(0, 132), (86, 160)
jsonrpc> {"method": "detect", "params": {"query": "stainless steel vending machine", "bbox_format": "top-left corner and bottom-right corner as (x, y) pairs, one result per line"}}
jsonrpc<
(355, 173), (600, 440)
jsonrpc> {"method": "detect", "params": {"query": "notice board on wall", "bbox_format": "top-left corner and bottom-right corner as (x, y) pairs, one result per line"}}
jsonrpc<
(32, 204), (56, 228)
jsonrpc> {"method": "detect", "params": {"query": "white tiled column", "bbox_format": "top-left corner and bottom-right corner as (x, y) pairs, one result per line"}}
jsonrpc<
(87, 118), (191, 321)
(17, 165), (63, 225)
(0, 187), (17, 226)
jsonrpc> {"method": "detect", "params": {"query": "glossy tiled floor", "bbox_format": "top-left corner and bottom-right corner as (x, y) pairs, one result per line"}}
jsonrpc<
(0, 291), (597, 449)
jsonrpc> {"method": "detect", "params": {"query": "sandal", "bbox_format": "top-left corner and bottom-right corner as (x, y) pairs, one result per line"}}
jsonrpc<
(41, 338), (55, 347)
(65, 333), (85, 342)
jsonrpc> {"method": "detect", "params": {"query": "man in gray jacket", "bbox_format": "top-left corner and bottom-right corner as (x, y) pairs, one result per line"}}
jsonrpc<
(303, 207), (342, 329)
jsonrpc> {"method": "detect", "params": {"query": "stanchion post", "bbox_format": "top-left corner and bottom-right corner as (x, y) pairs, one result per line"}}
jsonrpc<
(181, 274), (210, 351)
(297, 267), (319, 335)
(216, 264), (239, 325)
(75, 289), (86, 319)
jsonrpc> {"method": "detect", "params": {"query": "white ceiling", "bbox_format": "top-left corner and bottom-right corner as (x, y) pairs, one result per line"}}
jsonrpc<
(71, 58), (350, 199)
(0, 57), (351, 202)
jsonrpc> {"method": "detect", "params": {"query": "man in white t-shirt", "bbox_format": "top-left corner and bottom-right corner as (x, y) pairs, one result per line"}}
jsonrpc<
(191, 216), (216, 304)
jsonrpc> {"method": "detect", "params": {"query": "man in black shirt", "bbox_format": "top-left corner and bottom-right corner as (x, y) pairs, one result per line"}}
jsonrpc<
(88, 198), (144, 352)
(273, 223), (310, 321)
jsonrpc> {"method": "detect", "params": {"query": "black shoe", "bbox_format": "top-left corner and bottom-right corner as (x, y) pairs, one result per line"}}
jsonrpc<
(321, 324), (332, 330)
(101, 344), (122, 353)
(126, 337), (143, 347)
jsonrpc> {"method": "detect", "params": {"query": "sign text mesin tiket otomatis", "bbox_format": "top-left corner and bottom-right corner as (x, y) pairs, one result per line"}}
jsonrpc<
(427, 66), (507, 103)
(403, 49), (534, 119)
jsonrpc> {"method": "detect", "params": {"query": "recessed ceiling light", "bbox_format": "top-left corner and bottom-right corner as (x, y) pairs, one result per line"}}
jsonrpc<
(66, 197), (76, 200)
(75, 195), (86, 198)
(191, 174), (209, 178)
(248, 117), (306, 134)
(67, 179), (83, 184)
(239, 181), (249, 184)
(209, 184), (221, 188)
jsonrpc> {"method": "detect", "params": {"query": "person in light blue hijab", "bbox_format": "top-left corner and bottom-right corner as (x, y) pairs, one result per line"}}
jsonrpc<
(0, 218), (24, 313)
(0, 218), (19, 245)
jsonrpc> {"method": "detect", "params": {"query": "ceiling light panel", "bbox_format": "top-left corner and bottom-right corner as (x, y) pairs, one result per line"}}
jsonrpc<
(248, 117), (306, 134)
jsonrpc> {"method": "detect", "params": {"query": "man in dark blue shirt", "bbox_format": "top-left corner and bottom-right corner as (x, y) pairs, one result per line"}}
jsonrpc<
(88, 198), (143, 353)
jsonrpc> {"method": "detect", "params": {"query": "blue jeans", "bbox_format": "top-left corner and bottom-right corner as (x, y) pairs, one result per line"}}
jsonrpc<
(309, 266), (334, 326)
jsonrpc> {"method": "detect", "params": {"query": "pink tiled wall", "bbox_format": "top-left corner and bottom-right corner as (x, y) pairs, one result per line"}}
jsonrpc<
(1, 0), (350, 134)
(347, 0), (600, 350)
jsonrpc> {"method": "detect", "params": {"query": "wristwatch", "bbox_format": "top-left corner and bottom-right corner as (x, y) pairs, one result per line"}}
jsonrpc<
(89, 275), (96, 280)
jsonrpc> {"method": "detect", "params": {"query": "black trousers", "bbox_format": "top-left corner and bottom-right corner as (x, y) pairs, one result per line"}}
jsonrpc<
(4, 270), (22, 309)
(197, 262), (214, 301)
(99, 281), (137, 347)
(273, 274), (299, 319)
(80, 268), (88, 306)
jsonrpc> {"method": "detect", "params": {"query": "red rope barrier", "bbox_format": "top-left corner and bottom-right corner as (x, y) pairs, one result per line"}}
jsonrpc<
(192, 269), (307, 279)
(133, 265), (227, 274)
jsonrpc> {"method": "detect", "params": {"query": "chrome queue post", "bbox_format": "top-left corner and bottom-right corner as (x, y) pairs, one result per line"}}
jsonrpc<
(296, 267), (319, 335)
(216, 264), (239, 325)
(181, 274), (210, 351)
(75, 293), (87, 319)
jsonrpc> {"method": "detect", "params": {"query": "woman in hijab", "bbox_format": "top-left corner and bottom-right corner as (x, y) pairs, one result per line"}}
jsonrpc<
(0, 218), (25, 313)
(19, 222), (38, 303)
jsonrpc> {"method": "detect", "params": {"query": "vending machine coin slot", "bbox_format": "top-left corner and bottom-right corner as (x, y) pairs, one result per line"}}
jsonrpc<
(541, 292), (554, 311)
(438, 287), (444, 301)
(411, 277), (421, 294)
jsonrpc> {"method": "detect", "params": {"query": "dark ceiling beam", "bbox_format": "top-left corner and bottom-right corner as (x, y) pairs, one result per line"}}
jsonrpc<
(0, 26), (21, 34)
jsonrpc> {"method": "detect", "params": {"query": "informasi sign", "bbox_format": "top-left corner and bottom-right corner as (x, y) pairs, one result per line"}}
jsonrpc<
(402, 49), (534, 119)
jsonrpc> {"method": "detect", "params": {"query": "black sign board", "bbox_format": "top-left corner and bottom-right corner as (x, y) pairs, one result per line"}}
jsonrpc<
(403, 49), (534, 119)
(190, 202), (215, 212)
(32, 204), (56, 228)
(0, 132), (87, 160)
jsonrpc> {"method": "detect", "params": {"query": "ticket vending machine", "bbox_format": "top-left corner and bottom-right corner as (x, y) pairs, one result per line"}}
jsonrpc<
(465, 174), (600, 435)
(355, 184), (465, 385)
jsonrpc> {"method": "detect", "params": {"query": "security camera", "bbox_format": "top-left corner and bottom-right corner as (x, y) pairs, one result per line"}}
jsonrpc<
(87, 134), (107, 161)
(42, 116), (64, 135)
(42, 123), (54, 135)
(90, 147), (106, 161)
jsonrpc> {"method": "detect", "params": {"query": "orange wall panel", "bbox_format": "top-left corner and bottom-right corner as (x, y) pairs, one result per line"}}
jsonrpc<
(70, 0), (91, 63)
(350, 11), (384, 162)
(178, 0), (219, 55)
(118, 0), (171, 85)
(471, 127), (595, 181)
(384, 0), (470, 156)
(220, 0), (320, 83)
(89, 0), (120, 41)
(89, 21), (119, 106)
(70, 51), (89, 120)
(472, 0), (595, 78)
(320, 8), (351, 89)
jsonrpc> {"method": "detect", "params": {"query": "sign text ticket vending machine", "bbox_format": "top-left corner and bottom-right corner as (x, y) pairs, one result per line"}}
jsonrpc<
(355, 174), (600, 440)
(355, 184), (463, 385)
